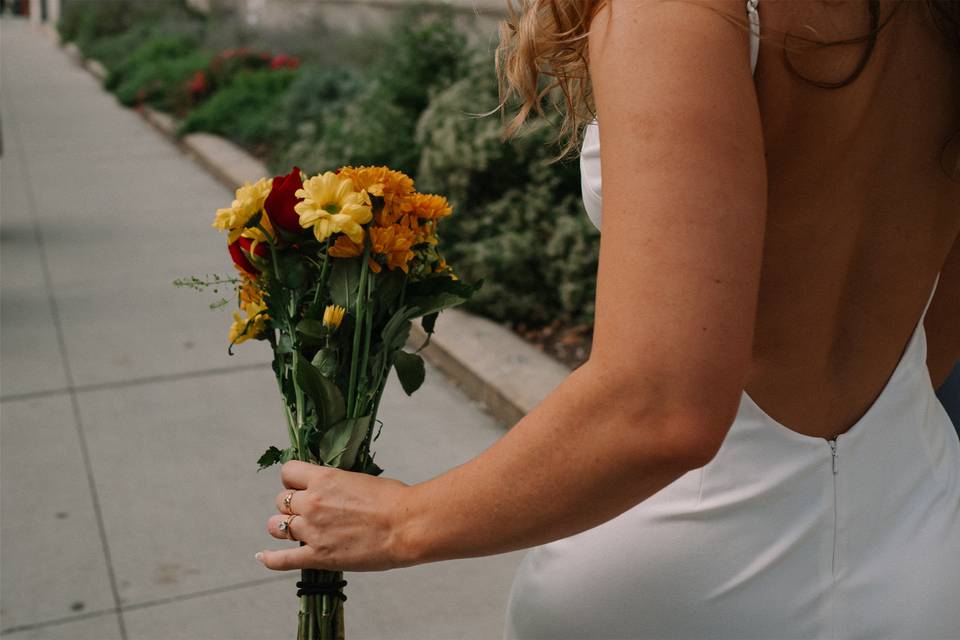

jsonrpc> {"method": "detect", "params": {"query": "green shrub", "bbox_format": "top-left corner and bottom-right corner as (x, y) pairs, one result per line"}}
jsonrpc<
(272, 4), (471, 177)
(371, 3), (472, 115)
(82, 23), (157, 71)
(268, 67), (366, 173)
(179, 68), (300, 155)
(104, 35), (211, 111)
(273, 79), (420, 175)
(81, 12), (205, 73)
(415, 49), (599, 327)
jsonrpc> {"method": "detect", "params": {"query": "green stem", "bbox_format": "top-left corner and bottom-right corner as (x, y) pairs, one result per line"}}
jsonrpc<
(291, 352), (305, 460)
(346, 244), (371, 418)
(356, 270), (375, 416)
(309, 238), (333, 317)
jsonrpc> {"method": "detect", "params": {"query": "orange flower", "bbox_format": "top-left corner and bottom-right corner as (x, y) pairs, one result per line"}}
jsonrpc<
(328, 234), (363, 258)
(401, 192), (452, 221)
(369, 224), (416, 273)
(337, 166), (415, 227)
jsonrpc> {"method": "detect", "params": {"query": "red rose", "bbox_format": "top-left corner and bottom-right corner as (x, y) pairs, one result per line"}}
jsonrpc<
(264, 167), (304, 234)
(228, 237), (269, 275)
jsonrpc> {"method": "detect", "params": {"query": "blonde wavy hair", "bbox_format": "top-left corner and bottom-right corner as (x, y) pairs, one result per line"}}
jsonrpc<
(492, 0), (959, 175)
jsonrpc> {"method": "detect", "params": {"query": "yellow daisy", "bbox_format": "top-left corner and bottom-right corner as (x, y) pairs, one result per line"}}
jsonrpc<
(294, 172), (373, 243)
(228, 300), (269, 345)
(212, 178), (273, 243)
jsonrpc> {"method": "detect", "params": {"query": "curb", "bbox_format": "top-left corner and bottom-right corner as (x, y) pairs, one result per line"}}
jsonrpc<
(50, 34), (572, 429)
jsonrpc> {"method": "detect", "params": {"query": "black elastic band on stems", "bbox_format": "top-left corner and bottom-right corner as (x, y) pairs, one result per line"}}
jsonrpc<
(296, 579), (348, 601)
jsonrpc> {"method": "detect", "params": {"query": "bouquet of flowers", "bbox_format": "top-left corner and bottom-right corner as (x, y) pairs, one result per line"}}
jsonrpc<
(193, 165), (479, 639)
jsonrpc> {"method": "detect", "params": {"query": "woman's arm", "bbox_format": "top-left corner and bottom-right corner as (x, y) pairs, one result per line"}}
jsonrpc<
(394, 0), (767, 566)
(256, 0), (766, 572)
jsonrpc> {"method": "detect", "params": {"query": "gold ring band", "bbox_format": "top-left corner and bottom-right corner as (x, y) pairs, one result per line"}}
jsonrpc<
(284, 514), (299, 541)
(282, 490), (296, 515)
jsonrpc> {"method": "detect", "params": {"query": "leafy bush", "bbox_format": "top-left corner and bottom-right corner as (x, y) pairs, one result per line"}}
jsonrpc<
(175, 48), (300, 116)
(415, 49), (599, 327)
(104, 35), (211, 111)
(273, 4), (471, 178)
(273, 79), (420, 175)
(81, 11), (205, 73)
(268, 67), (367, 173)
(179, 68), (300, 155)
(371, 3), (472, 114)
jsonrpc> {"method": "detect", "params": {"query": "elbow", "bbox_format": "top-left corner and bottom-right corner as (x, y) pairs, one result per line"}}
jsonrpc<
(577, 359), (743, 471)
(659, 405), (737, 469)
(621, 383), (740, 470)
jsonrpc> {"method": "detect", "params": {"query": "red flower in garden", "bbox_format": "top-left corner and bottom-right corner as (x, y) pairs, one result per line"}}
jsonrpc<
(187, 70), (208, 97)
(264, 167), (305, 234)
(229, 236), (269, 275)
(270, 54), (300, 70)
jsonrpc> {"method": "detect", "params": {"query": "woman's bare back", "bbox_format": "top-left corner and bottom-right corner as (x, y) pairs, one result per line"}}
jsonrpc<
(745, 0), (960, 440)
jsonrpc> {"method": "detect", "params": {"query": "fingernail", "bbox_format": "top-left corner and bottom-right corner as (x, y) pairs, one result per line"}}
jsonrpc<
(254, 552), (264, 563)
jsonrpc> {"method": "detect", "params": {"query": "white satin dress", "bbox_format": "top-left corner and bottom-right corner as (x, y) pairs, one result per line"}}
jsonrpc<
(502, 1), (960, 638)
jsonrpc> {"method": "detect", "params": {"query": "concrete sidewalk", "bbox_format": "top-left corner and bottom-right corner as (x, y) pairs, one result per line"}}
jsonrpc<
(0, 17), (523, 640)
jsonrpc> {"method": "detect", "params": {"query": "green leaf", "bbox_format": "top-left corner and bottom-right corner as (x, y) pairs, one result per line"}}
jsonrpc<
(421, 312), (438, 336)
(360, 455), (384, 476)
(257, 446), (284, 470)
(294, 354), (346, 428)
(311, 346), (338, 378)
(405, 275), (481, 300)
(329, 257), (362, 313)
(381, 314), (413, 355)
(296, 319), (327, 345)
(417, 311), (439, 352)
(275, 332), (294, 355)
(319, 415), (372, 470)
(405, 278), (483, 318)
(374, 270), (405, 320)
(393, 350), (425, 396)
(277, 254), (308, 289)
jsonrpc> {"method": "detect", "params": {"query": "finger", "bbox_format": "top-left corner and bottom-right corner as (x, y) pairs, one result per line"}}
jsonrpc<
(280, 460), (322, 490)
(267, 513), (307, 541)
(256, 545), (316, 571)
(275, 489), (307, 514)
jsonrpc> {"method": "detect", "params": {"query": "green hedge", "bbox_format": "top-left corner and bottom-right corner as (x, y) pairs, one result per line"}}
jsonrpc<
(272, 4), (472, 178)
(105, 35), (211, 111)
(415, 49), (599, 326)
(179, 68), (300, 154)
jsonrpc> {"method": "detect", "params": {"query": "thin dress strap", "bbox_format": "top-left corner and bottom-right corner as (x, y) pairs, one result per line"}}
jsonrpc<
(747, 0), (760, 74)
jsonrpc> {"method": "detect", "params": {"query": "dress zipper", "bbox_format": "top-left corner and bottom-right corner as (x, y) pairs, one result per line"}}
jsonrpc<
(827, 437), (839, 638)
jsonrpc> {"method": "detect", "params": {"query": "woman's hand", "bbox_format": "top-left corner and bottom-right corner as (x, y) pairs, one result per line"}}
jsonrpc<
(256, 460), (416, 572)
